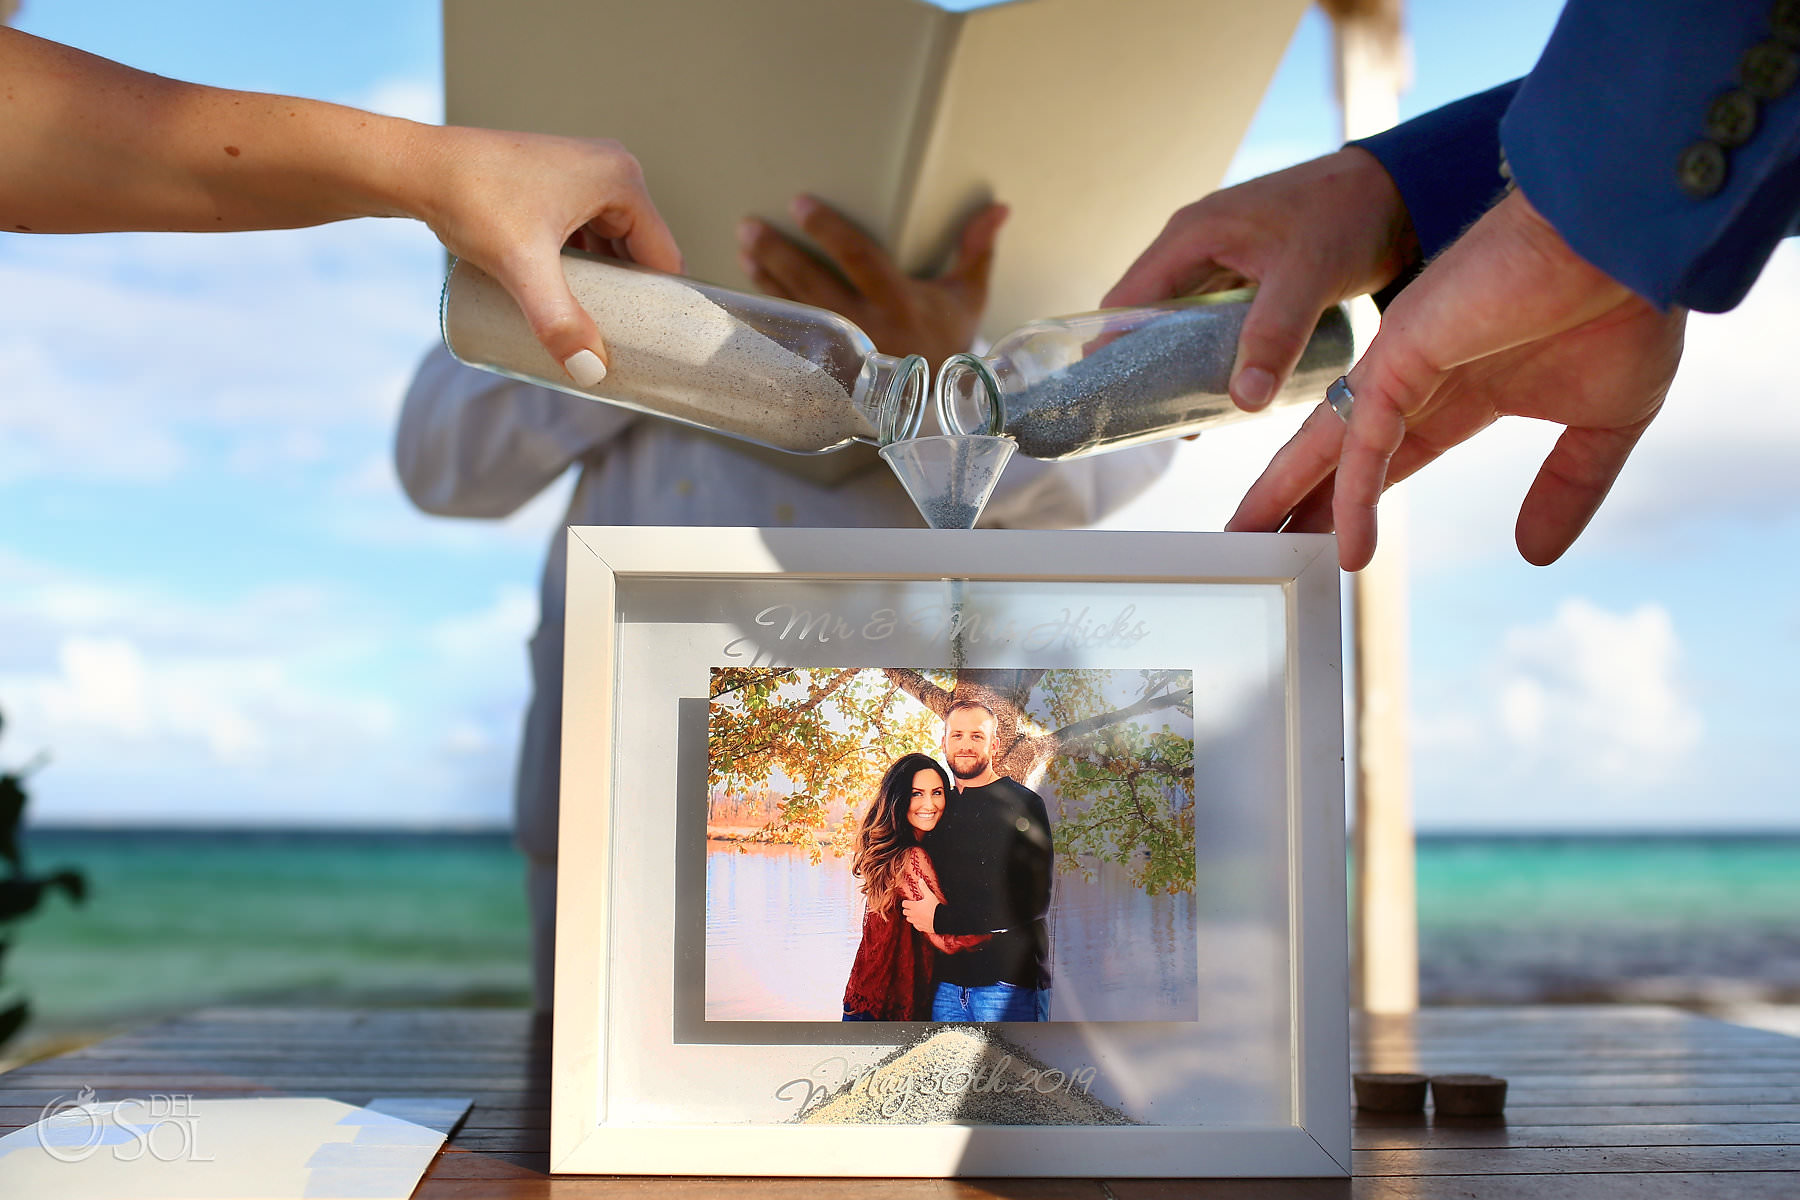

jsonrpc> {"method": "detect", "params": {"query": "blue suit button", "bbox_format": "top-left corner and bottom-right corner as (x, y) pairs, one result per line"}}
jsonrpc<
(1707, 89), (1760, 147)
(1774, 0), (1800, 47)
(1677, 141), (1728, 197)
(1740, 40), (1800, 100)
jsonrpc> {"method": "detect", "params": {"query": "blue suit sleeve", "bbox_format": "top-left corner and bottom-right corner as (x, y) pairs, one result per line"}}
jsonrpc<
(1502, 0), (1800, 312)
(1352, 81), (1520, 272)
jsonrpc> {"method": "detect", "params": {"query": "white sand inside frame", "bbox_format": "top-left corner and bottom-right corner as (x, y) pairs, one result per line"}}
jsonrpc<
(797, 1027), (1135, 1126)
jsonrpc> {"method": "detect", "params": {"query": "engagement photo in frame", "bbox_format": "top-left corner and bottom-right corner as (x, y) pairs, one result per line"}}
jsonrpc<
(552, 527), (1349, 1178)
(706, 665), (1201, 1029)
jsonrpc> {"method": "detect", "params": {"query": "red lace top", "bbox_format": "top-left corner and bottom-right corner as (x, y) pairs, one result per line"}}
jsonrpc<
(842, 846), (990, 1020)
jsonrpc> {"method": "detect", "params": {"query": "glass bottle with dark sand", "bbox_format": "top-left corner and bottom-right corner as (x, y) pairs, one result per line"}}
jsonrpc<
(934, 290), (1353, 460)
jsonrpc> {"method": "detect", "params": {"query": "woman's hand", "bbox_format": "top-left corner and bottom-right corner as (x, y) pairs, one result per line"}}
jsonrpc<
(1102, 147), (1416, 411)
(408, 126), (682, 385)
(737, 196), (1007, 365)
(1227, 187), (1686, 570)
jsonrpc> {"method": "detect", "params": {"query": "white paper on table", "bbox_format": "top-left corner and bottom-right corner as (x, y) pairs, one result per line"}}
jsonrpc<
(0, 1094), (471, 1200)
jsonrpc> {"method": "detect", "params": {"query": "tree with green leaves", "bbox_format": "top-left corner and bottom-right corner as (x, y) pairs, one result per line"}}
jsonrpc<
(708, 668), (1194, 891)
(0, 707), (87, 1050)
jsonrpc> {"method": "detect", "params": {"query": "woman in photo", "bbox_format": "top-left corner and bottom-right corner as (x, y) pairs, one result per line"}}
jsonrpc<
(842, 753), (988, 1021)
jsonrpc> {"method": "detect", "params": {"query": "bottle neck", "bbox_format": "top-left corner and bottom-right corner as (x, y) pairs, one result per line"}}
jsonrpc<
(934, 353), (1006, 436)
(852, 352), (930, 444)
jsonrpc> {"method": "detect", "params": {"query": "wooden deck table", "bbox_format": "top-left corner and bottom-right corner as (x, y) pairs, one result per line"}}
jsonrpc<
(3, 1005), (1797, 1197)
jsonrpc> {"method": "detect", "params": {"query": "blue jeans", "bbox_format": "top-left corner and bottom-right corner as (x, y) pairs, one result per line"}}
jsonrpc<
(931, 981), (1049, 1022)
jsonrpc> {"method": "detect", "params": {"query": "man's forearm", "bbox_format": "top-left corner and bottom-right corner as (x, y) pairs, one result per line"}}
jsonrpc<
(932, 903), (998, 937)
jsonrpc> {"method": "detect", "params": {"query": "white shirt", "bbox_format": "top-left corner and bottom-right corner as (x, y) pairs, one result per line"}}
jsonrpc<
(394, 346), (1174, 859)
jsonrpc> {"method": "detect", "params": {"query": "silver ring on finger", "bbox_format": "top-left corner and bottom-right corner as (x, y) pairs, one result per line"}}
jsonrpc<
(1326, 375), (1354, 422)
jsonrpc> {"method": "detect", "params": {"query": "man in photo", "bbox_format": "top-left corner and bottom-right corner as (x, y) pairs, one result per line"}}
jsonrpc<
(901, 700), (1054, 1021)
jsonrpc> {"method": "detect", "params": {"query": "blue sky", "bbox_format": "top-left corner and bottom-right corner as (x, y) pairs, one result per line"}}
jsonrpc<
(3, 1), (1795, 830)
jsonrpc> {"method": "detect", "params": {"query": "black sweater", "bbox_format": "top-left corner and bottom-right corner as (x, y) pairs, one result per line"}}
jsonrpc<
(926, 775), (1053, 989)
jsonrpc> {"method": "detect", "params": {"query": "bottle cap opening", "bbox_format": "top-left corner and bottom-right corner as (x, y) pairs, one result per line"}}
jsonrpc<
(876, 355), (930, 445)
(935, 354), (1003, 437)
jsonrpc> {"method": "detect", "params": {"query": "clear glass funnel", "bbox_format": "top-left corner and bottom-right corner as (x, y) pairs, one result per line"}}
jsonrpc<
(877, 435), (1018, 529)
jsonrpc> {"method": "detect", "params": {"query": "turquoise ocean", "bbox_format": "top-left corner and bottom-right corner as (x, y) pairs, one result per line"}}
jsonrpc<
(7, 830), (1800, 1044)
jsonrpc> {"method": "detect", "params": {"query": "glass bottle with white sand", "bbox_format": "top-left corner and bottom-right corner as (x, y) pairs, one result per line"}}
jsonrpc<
(935, 290), (1354, 458)
(441, 250), (931, 453)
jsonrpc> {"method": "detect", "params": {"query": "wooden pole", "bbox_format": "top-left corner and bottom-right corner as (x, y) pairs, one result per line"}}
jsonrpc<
(1321, 0), (1418, 1015)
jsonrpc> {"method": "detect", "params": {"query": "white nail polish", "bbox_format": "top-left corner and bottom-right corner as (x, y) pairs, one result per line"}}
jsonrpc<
(564, 349), (607, 387)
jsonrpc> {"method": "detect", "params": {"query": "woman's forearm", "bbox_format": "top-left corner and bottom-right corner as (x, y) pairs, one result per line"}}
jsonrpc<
(0, 26), (682, 381)
(0, 28), (427, 233)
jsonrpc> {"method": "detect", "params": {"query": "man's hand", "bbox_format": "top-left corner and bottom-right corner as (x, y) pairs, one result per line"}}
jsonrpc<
(1228, 187), (1687, 570)
(900, 893), (939, 935)
(1102, 147), (1416, 412)
(737, 196), (1007, 365)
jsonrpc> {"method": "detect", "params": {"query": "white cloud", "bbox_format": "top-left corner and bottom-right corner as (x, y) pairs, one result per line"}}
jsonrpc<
(2, 578), (397, 772)
(0, 551), (530, 826)
(0, 220), (443, 486)
(359, 77), (443, 125)
(431, 584), (538, 660)
(9, 631), (392, 770)
(334, 452), (400, 498)
(443, 720), (494, 757)
(1602, 245), (1800, 534)
(1493, 599), (1701, 779)
(0, 338), (187, 484)
(1415, 598), (1702, 807)
(326, 466), (576, 551)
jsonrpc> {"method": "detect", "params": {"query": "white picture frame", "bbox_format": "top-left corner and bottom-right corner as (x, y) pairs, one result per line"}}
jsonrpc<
(551, 526), (1348, 1178)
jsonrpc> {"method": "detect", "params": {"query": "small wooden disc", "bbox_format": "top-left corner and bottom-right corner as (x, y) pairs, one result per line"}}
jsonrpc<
(1353, 1072), (1429, 1112)
(1430, 1073), (1508, 1117)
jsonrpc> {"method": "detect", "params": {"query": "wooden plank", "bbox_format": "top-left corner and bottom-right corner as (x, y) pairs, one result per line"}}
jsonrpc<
(4, 1066), (540, 1087)
(0, 1086), (537, 1107)
(1355, 1145), (1800, 1174)
(1358, 1072), (1800, 1091)
(5, 1065), (540, 1086)
(461, 1105), (551, 1130)
(7, 1004), (1800, 1197)
(1352, 1036), (1797, 1059)
(1473, 1085), (1800, 1105)
(1353, 1056), (1800, 1075)
(451, 1130), (551, 1152)
(60, 1039), (540, 1057)
(422, 1148), (552, 1179)
(1388, 1102), (1800, 1127)
(1357, 1009), (1788, 1038)
(1129, 1175), (1800, 1199)
(1353, 1041), (1800, 1063)
(1340, 1174), (1800, 1198)
(1355, 1027), (1752, 1043)
(1108, 1182), (1351, 1199)
(1358, 1032), (1800, 1049)
(2, 1076), (541, 1093)
(1354, 1121), (1800, 1150)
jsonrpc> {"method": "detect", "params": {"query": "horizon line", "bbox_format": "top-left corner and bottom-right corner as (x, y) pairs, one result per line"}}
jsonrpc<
(20, 822), (1800, 839)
